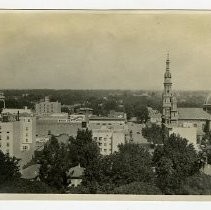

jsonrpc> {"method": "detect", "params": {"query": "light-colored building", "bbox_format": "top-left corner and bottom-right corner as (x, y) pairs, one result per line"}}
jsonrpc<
(0, 108), (36, 170)
(169, 126), (198, 149)
(177, 107), (211, 141)
(148, 107), (162, 125)
(88, 116), (127, 155)
(36, 114), (83, 138)
(35, 96), (61, 116)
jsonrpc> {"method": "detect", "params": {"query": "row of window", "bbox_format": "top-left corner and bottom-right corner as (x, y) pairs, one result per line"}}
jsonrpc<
(0, 135), (10, 140)
(93, 123), (124, 126)
(0, 142), (10, 147)
(100, 148), (112, 152)
(94, 137), (111, 141)
(98, 142), (112, 146)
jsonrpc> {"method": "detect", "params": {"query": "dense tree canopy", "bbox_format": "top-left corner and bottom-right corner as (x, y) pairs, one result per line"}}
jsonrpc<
(153, 134), (201, 194)
(0, 151), (21, 185)
(81, 143), (154, 194)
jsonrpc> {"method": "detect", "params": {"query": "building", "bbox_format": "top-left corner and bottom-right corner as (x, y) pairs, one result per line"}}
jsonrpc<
(147, 107), (162, 125)
(0, 108), (36, 170)
(36, 114), (83, 138)
(88, 116), (128, 155)
(169, 126), (198, 149)
(67, 164), (85, 187)
(177, 107), (211, 141)
(35, 96), (61, 116)
(162, 54), (178, 126)
(203, 93), (211, 114)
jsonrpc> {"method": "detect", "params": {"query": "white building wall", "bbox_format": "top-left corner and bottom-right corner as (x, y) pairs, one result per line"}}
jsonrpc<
(169, 127), (197, 148)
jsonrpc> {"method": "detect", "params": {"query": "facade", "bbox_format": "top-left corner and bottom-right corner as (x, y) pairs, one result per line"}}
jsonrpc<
(88, 116), (128, 155)
(0, 108), (36, 170)
(162, 54), (178, 126)
(169, 126), (198, 149)
(35, 96), (61, 116)
(36, 114), (83, 138)
(147, 107), (162, 125)
(177, 107), (211, 141)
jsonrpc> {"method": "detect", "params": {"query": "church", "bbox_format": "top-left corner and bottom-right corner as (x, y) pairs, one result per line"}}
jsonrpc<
(162, 54), (211, 144)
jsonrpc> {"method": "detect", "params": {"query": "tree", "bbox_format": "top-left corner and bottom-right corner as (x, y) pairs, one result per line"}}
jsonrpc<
(112, 182), (162, 195)
(68, 129), (100, 168)
(0, 151), (21, 185)
(81, 143), (154, 194)
(175, 173), (211, 195)
(0, 179), (59, 193)
(153, 134), (201, 194)
(38, 136), (70, 190)
(142, 124), (168, 144)
(134, 105), (149, 123)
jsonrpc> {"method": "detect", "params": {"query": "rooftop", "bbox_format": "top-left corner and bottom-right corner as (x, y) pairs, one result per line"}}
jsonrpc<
(68, 164), (85, 178)
(178, 108), (211, 120)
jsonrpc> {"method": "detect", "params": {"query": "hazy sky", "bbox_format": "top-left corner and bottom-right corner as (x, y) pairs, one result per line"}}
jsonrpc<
(0, 11), (211, 90)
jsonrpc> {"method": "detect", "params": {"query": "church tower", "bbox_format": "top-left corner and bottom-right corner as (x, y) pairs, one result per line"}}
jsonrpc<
(162, 54), (178, 126)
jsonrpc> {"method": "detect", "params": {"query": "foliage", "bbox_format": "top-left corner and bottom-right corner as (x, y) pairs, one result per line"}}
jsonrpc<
(112, 181), (162, 195)
(0, 179), (59, 193)
(175, 173), (211, 195)
(68, 129), (100, 168)
(81, 143), (154, 193)
(37, 136), (70, 190)
(0, 151), (21, 185)
(153, 134), (201, 194)
(142, 124), (168, 144)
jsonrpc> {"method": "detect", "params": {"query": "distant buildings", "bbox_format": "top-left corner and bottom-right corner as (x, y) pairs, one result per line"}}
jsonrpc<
(35, 96), (61, 116)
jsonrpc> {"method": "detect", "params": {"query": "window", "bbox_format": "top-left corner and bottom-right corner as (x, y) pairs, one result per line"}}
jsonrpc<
(104, 138), (107, 141)
(0, 126), (1, 130)
(26, 127), (28, 131)
(26, 133), (28, 137)
(0, 135), (1, 140)
(22, 146), (28, 151)
(102, 123), (106, 125)
(98, 143), (102, 146)
(0, 143), (1, 147)
(7, 131), (9, 133)
(104, 149), (107, 152)
(6, 142), (9, 147)
(26, 139), (28, 142)
(6, 136), (9, 140)
(194, 123), (197, 128)
(28, 119), (30, 122)
(94, 137), (97, 141)
(99, 137), (102, 141)
(104, 143), (107, 146)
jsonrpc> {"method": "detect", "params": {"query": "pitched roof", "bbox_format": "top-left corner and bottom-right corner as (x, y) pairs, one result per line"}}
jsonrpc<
(178, 108), (211, 120)
(21, 164), (40, 179)
(68, 165), (85, 178)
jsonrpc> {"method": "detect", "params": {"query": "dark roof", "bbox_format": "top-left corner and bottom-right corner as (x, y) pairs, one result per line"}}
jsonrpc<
(178, 108), (211, 120)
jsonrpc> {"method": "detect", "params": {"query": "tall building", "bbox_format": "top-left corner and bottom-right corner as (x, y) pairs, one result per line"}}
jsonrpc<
(162, 54), (178, 126)
(35, 96), (61, 116)
(0, 108), (36, 170)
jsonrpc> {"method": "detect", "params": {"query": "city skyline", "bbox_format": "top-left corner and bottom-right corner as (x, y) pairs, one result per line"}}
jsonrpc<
(0, 11), (211, 90)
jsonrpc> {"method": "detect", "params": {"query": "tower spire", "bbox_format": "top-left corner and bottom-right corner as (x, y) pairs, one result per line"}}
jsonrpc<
(166, 52), (170, 71)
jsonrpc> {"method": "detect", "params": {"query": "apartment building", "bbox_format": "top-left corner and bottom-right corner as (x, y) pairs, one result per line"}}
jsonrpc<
(35, 96), (61, 116)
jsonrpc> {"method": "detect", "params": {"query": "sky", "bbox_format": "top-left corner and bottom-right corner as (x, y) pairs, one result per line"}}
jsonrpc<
(0, 11), (211, 90)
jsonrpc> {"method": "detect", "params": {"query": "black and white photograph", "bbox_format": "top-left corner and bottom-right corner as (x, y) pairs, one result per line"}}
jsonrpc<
(0, 10), (211, 196)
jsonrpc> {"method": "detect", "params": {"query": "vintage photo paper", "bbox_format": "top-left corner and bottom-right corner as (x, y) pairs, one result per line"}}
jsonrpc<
(0, 10), (211, 200)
